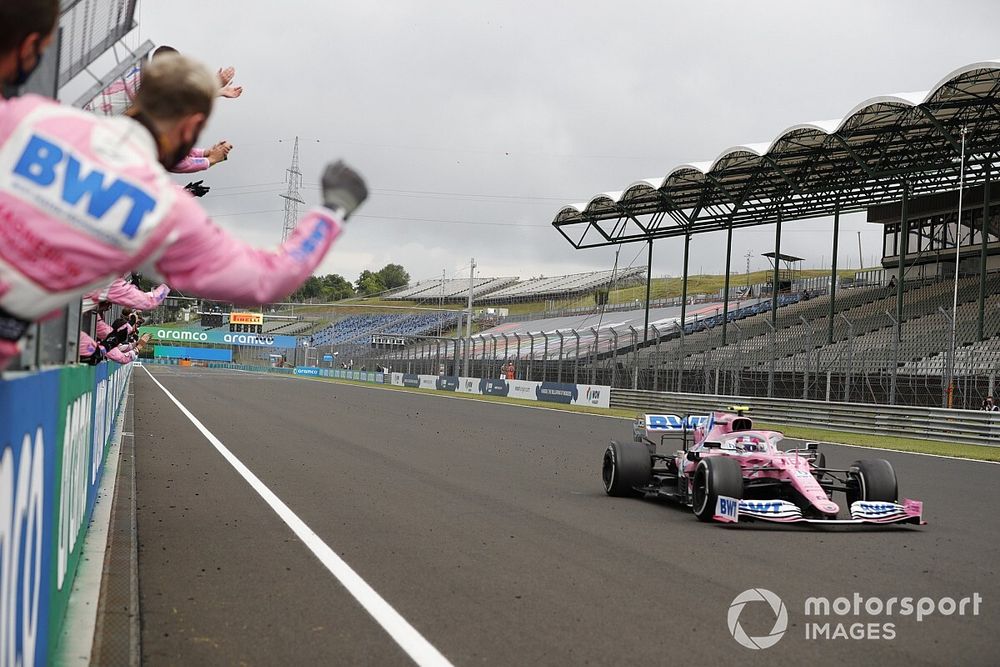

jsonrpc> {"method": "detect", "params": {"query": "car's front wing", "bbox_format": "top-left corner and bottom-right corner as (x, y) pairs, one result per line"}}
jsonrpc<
(713, 497), (924, 525)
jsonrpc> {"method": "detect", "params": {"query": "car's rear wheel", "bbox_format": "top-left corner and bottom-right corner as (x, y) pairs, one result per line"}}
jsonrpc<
(846, 459), (898, 505)
(691, 456), (743, 522)
(602, 441), (652, 497)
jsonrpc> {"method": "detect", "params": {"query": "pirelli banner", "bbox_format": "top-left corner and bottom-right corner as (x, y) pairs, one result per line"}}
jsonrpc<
(388, 373), (611, 409)
(228, 312), (263, 326)
(140, 326), (296, 349)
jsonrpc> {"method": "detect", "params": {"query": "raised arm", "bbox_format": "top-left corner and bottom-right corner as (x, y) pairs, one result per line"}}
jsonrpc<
(149, 161), (366, 305)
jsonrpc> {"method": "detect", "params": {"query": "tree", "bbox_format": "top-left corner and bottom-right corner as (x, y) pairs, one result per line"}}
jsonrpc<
(289, 275), (323, 302)
(377, 263), (410, 290)
(320, 274), (355, 301)
(356, 270), (385, 296)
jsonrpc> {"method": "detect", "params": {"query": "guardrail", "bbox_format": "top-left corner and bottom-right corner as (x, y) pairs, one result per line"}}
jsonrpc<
(611, 388), (1000, 447)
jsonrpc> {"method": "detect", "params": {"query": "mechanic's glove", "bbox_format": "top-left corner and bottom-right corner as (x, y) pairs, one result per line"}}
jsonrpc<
(321, 161), (368, 220)
(184, 180), (211, 197)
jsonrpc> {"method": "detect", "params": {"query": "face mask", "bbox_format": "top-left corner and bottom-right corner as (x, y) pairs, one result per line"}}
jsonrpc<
(164, 135), (197, 171)
(10, 41), (44, 87)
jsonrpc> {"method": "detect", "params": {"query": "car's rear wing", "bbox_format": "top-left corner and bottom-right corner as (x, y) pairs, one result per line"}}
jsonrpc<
(633, 413), (713, 451)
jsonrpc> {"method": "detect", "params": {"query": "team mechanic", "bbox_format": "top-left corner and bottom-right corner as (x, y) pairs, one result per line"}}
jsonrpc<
(0, 0), (368, 370)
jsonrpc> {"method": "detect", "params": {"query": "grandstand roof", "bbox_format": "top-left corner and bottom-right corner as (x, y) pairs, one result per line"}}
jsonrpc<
(762, 252), (804, 263)
(552, 60), (1000, 248)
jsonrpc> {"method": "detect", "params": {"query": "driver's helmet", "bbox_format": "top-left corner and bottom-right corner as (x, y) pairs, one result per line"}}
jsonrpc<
(733, 434), (767, 452)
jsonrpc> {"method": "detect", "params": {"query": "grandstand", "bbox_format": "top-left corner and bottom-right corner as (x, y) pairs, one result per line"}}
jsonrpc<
(479, 267), (646, 304)
(384, 276), (518, 302)
(307, 313), (462, 347)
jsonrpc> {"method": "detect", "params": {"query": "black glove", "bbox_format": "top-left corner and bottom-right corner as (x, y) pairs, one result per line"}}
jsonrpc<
(321, 161), (367, 219)
(184, 180), (211, 197)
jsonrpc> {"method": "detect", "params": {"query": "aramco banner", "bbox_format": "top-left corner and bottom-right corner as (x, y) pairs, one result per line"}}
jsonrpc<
(139, 326), (297, 348)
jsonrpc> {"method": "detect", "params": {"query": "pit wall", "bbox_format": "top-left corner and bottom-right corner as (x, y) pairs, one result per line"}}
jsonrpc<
(0, 362), (131, 667)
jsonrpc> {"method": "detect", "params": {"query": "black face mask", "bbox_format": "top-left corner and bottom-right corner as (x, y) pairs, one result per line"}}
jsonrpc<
(130, 110), (198, 170)
(165, 134), (197, 171)
(10, 41), (44, 87)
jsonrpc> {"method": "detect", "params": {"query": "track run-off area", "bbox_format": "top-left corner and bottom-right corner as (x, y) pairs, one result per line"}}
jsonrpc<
(133, 365), (999, 666)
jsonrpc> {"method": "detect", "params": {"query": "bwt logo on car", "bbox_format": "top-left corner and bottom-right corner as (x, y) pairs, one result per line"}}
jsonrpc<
(858, 503), (897, 513)
(741, 501), (783, 514)
(647, 415), (710, 430)
(13, 134), (156, 240)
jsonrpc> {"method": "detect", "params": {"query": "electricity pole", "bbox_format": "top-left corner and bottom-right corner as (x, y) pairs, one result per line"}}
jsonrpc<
(279, 137), (304, 242)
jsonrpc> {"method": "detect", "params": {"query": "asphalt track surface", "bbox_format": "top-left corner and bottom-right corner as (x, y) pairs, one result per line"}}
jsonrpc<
(133, 365), (1000, 666)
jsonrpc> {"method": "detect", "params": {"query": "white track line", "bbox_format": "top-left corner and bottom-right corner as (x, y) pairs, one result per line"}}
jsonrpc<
(141, 366), (453, 667)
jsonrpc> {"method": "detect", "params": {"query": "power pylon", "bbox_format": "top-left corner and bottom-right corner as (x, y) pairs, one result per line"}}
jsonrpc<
(279, 136), (304, 242)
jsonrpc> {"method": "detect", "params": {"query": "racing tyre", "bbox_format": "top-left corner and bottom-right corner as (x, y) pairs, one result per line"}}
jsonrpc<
(602, 441), (652, 497)
(846, 459), (898, 505)
(691, 457), (744, 522)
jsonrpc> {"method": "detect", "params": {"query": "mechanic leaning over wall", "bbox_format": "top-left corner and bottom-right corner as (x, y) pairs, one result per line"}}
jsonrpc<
(0, 0), (370, 373)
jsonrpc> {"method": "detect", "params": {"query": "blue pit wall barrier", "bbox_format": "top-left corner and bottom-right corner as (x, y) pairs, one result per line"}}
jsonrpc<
(0, 361), (132, 667)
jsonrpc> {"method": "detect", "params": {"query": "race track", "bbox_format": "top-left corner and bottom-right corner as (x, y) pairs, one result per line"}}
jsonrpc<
(133, 365), (999, 666)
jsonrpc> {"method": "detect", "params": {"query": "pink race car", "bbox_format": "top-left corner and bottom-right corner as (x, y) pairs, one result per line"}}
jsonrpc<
(601, 407), (924, 526)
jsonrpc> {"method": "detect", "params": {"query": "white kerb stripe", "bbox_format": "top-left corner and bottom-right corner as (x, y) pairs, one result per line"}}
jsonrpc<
(141, 366), (453, 667)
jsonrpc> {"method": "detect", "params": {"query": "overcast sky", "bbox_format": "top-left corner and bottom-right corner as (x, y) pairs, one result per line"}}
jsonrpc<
(93, 0), (1000, 286)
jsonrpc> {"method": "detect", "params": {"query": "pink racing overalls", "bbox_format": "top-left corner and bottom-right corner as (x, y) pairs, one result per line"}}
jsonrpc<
(82, 69), (212, 173)
(82, 277), (170, 313)
(0, 94), (344, 370)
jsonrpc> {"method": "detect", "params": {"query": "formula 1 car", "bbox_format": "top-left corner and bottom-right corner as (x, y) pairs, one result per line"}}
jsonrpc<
(601, 407), (924, 526)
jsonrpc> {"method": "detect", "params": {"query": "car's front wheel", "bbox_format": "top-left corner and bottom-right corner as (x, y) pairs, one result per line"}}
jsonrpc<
(691, 456), (744, 522)
(846, 459), (898, 505)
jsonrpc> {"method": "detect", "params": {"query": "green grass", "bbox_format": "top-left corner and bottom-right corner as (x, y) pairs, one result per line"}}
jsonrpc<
(756, 422), (1000, 462)
(275, 372), (998, 462)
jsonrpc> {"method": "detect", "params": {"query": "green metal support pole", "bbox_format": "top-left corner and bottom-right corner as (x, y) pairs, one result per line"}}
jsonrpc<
(771, 211), (782, 331)
(721, 219), (733, 346)
(678, 233), (691, 393)
(643, 239), (653, 345)
(680, 233), (690, 330)
(978, 164), (991, 341)
(827, 204), (840, 345)
(896, 182), (910, 334)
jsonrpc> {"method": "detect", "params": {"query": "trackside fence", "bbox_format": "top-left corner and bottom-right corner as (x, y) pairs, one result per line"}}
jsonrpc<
(610, 388), (1000, 447)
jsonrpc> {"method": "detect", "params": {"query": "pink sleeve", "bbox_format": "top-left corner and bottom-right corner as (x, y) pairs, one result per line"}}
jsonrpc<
(105, 345), (136, 364)
(79, 330), (99, 358)
(152, 195), (344, 305)
(102, 279), (170, 309)
(168, 151), (210, 174)
(96, 316), (113, 339)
